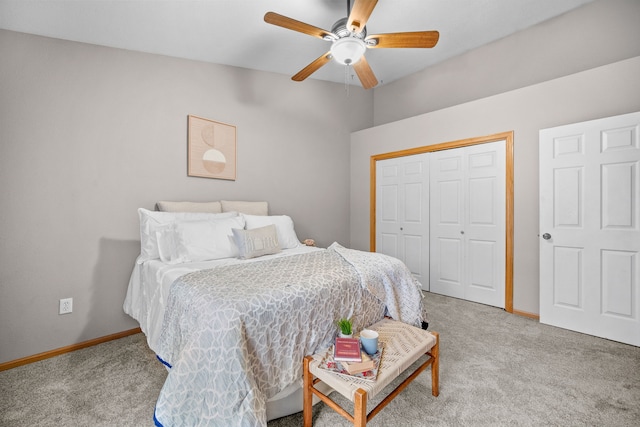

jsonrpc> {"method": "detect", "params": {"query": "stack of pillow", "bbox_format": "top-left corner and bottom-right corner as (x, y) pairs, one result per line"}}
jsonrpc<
(137, 201), (302, 264)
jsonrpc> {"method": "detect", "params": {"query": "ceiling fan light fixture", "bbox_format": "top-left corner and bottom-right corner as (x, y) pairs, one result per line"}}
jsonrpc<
(330, 37), (366, 65)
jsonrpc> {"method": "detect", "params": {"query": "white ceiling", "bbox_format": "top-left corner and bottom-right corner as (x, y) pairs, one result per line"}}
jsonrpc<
(0, 0), (596, 87)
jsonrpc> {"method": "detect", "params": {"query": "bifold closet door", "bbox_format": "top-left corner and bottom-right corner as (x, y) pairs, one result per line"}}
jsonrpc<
(429, 141), (506, 308)
(376, 153), (430, 290)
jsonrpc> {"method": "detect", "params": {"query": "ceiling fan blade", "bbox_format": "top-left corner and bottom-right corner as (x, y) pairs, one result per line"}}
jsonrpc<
(352, 56), (378, 89)
(264, 12), (334, 40)
(366, 31), (440, 48)
(347, 0), (378, 34)
(292, 51), (332, 82)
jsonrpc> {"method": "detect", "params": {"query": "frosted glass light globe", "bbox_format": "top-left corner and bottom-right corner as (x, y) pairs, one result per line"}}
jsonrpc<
(330, 37), (366, 65)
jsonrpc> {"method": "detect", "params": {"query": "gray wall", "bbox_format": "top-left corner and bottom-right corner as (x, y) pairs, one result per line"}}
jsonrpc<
(373, 0), (640, 126)
(0, 30), (372, 363)
(349, 0), (640, 315)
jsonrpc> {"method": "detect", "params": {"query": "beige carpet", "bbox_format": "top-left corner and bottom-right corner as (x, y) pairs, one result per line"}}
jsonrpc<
(1, 292), (638, 426)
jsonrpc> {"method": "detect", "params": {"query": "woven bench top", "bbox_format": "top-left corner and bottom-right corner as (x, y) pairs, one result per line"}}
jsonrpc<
(309, 318), (437, 401)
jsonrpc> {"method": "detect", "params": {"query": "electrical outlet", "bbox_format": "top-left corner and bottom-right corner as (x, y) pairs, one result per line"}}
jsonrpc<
(59, 298), (73, 315)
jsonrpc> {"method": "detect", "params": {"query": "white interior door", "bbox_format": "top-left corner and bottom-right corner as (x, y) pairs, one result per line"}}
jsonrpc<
(429, 141), (506, 308)
(539, 111), (640, 346)
(376, 154), (430, 290)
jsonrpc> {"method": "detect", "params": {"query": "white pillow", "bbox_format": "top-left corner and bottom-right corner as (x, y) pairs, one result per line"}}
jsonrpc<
(172, 216), (246, 263)
(221, 200), (269, 215)
(137, 208), (237, 263)
(242, 214), (301, 249)
(232, 225), (281, 259)
(156, 201), (222, 213)
(156, 223), (182, 263)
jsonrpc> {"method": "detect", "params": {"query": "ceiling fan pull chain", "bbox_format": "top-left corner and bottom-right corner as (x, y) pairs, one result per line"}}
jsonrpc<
(344, 63), (350, 96)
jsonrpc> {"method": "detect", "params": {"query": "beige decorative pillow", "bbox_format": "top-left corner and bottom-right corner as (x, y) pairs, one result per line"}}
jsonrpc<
(221, 200), (268, 215)
(232, 225), (281, 259)
(242, 214), (301, 249)
(156, 201), (222, 213)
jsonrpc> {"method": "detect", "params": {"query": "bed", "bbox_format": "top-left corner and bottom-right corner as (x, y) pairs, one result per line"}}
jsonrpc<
(123, 201), (426, 427)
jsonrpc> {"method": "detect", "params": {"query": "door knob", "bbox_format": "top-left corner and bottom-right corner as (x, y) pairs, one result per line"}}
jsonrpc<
(542, 233), (551, 240)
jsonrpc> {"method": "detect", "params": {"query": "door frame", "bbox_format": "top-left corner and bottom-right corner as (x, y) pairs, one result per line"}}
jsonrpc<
(370, 131), (515, 313)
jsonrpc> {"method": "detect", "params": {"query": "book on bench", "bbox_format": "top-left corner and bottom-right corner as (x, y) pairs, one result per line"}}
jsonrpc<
(342, 352), (375, 375)
(318, 342), (384, 382)
(333, 337), (362, 362)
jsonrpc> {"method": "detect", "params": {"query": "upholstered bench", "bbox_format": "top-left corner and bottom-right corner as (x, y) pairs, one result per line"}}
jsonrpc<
(303, 318), (439, 426)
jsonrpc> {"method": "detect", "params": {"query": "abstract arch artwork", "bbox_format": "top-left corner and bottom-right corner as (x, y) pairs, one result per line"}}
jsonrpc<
(187, 115), (237, 180)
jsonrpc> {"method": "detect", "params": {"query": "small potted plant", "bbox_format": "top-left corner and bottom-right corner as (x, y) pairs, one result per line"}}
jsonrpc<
(337, 317), (353, 338)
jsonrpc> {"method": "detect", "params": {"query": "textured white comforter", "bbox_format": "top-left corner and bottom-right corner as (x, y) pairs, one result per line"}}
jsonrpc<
(153, 243), (424, 427)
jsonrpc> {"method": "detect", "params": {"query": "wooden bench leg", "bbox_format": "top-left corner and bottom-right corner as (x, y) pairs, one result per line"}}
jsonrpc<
(303, 356), (313, 427)
(430, 331), (440, 397)
(353, 388), (367, 427)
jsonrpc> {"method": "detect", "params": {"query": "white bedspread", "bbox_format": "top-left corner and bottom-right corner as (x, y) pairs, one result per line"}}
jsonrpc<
(123, 246), (322, 354)
(152, 243), (424, 427)
(330, 243), (424, 327)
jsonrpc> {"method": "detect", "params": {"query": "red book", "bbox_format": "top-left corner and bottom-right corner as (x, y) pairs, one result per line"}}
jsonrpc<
(333, 337), (362, 362)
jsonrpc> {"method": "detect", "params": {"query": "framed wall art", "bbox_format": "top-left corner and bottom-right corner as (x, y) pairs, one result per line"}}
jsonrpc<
(187, 115), (237, 180)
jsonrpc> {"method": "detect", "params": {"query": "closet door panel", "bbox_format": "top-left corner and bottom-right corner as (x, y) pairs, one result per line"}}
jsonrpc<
(465, 142), (506, 307)
(430, 141), (506, 308)
(430, 150), (465, 298)
(376, 154), (430, 290)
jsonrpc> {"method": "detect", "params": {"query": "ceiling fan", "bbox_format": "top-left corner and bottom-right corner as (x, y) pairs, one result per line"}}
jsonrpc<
(264, 0), (439, 89)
